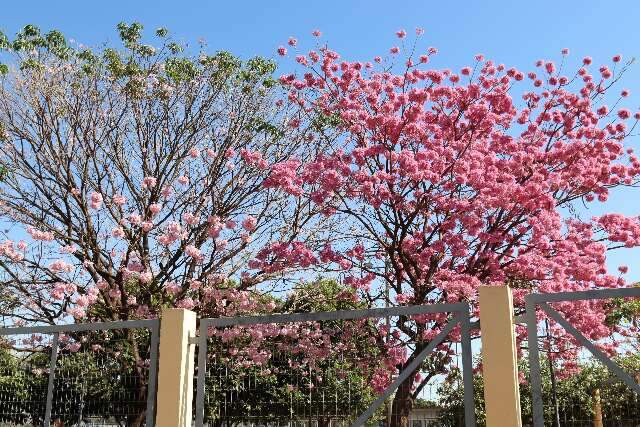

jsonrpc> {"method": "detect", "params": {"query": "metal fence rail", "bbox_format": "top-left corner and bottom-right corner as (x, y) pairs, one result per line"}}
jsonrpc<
(0, 319), (160, 427)
(193, 303), (476, 427)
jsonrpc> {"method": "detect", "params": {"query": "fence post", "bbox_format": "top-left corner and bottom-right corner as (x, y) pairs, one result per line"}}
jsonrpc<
(479, 286), (522, 427)
(593, 388), (603, 427)
(155, 308), (197, 427)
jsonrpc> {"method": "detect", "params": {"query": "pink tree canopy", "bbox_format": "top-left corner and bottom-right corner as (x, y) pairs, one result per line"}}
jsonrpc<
(258, 30), (640, 377)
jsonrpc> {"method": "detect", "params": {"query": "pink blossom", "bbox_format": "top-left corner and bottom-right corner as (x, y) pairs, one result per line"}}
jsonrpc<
(396, 29), (407, 39)
(149, 203), (162, 216)
(161, 185), (173, 199)
(112, 194), (127, 205)
(89, 192), (103, 209)
(128, 213), (142, 225)
(165, 281), (181, 295)
(618, 109), (631, 119)
(139, 271), (153, 284)
(545, 61), (556, 74)
(242, 216), (257, 232)
(183, 212), (199, 225)
(112, 227), (125, 238)
(50, 259), (73, 273)
(185, 245), (203, 262)
(142, 176), (157, 189)
(277, 46), (287, 56)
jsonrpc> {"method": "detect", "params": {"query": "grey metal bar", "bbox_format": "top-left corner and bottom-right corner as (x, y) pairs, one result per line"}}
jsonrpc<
(460, 309), (476, 427)
(194, 322), (209, 427)
(350, 315), (460, 427)
(146, 320), (160, 427)
(529, 287), (640, 304)
(43, 332), (60, 427)
(205, 302), (468, 328)
(525, 296), (544, 427)
(0, 318), (158, 335)
(541, 302), (640, 394)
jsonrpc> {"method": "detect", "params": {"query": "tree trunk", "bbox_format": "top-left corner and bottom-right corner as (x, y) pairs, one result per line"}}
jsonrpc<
(389, 377), (413, 427)
(129, 409), (147, 427)
(127, 332), (151, 427)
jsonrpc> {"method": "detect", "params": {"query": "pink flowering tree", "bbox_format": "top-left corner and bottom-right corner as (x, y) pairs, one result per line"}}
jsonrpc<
(0, 23), (342, 426)
(261, 29), (640, 424)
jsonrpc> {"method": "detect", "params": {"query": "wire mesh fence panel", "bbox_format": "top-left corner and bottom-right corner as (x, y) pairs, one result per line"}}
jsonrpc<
(194, 304), (475, 427)
(49, 328), (156, 426)
(0, 319), (159, 427)
(0, 333), (52, 426)
(524, 288), (640, 427)
(199, 322), (377, 426)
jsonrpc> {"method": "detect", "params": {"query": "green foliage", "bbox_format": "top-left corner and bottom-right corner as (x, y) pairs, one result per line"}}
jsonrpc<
(9, 25), (72, 62)
(165, 57), (199, 83)
(116, 21), (143, 48)
(283, 278), (365, 312)
(248, 117), (285, 139)
(0, 31), (9, 50)
(0, 346), (49, 424)
(606, 284), (640, 328)
(155, 27), (169, 38)
(0, 164), (9, 181)
(312, 111), (344, 132)
(0, 22), (280, 104)
(437, 355), (640, 426)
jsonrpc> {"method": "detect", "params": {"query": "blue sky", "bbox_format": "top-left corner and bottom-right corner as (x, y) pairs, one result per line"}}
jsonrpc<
(2, 0), (639, 282)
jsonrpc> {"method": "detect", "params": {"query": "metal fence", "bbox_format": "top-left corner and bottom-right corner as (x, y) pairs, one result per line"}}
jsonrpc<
(0, 319), (159, 427)
(193, 303), (476, 427)
(525, 287), (640, 427)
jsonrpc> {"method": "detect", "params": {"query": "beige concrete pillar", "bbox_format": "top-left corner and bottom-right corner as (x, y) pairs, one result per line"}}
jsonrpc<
(479, 286), (522, 427)
(155, 308), (197, 427)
